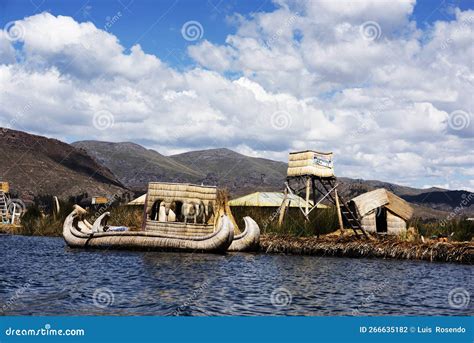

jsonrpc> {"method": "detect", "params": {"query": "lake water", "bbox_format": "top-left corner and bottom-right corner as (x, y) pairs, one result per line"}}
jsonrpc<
(0, 235), (472, 316)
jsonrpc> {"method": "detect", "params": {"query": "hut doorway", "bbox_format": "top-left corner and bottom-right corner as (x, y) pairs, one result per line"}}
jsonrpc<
(375, 207), (387, 233)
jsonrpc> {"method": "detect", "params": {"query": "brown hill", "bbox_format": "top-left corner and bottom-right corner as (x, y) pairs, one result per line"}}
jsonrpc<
(0, 128), (126, 199)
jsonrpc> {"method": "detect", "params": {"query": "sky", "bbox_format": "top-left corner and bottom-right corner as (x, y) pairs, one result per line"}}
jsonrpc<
(0, 0), (473, 191)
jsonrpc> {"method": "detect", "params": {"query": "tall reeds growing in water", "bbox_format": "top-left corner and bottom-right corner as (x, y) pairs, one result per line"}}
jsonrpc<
(231, 206), (340, 236)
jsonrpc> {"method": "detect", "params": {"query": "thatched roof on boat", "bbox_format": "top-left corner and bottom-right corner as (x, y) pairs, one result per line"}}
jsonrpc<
(351, 188), (414, 220)
(229, 191), (328, 208)
(145, 182), (217, 212)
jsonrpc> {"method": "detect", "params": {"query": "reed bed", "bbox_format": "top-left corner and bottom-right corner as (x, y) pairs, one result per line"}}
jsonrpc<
(231, 206), (339, 236)
(260, 234), (473, 264)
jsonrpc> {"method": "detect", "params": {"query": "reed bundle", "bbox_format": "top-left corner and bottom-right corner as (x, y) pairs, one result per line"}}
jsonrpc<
(260, 235), (473, 264)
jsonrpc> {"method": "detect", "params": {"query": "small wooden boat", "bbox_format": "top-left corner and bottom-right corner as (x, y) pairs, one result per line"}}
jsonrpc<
(63, 182), (260, 253)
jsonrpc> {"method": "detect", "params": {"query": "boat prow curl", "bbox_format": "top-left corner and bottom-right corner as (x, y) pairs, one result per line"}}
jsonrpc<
(228, 216), (260, 252)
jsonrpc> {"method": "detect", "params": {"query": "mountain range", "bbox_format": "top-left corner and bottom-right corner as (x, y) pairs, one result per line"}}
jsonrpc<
(0, 129), (124, 201)
(0, 128), (471, 219)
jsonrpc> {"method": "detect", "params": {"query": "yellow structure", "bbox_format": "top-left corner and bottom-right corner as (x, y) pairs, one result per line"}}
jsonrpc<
(229, 191), (328, 209)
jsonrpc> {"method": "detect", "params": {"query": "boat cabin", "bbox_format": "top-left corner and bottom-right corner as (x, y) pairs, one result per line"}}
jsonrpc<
(143, 182), (219, 233)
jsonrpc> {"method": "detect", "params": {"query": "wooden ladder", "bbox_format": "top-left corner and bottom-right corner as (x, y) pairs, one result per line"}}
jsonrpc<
(319, 178), (368, 239)
(0, 191), (9, 224)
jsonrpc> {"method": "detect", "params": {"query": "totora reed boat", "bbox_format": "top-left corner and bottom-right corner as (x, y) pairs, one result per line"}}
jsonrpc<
(63, 182), (260, 253)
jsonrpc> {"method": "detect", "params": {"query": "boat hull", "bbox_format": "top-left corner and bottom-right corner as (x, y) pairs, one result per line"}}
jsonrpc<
(63, 208), (234, 253)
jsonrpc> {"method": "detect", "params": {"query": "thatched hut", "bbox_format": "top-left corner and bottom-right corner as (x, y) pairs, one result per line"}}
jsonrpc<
(350, 188), (413, 235)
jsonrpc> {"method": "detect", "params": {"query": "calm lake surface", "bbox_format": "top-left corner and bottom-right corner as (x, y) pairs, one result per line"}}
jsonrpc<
(1, 234), (472, 316)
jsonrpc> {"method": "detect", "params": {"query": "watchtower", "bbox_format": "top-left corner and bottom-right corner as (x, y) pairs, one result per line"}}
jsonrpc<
(278, 150), (367, 238)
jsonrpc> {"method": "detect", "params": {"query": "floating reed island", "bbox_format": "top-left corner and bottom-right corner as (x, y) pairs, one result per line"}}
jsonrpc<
(259, 234), (473, 264)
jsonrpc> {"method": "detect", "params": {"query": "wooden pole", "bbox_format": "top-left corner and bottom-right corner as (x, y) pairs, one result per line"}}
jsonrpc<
(278, 187), (288, 227)
(305, 177), (310, 218)
(335, 189), (344, 231)
(311, 177), (319, 238)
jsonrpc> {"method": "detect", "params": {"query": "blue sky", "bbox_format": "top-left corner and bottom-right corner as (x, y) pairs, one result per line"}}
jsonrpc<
(1, 0), (472, 68)
(0, 0), (473, 190)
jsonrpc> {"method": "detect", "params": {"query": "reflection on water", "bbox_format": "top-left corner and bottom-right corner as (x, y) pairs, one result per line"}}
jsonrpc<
(0, 235), (472, 316)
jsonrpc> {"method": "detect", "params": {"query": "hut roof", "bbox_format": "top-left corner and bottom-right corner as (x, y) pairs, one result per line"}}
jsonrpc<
(229, 192), (328, 208)
(351, 188), (414, 220)
(127, 194), (146, 206)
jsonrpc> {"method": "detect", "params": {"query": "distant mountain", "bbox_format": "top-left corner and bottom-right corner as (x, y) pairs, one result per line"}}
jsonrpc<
(0, 129), (125, 199)
(72, 141), (204, 190)
(170, 148), (288, 195)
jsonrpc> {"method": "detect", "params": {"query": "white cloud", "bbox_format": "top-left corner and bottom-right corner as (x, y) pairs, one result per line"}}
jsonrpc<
(0, 4), (473, 191)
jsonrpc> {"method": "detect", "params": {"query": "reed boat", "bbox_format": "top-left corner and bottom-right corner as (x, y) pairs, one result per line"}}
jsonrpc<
(63, 205), (234, 253)
(63, 182), (260, 253)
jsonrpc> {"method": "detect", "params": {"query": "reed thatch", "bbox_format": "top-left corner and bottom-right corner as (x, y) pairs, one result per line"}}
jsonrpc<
(350, 188), (414, 234)
(146, 182), (217, 213)
(260, 235), (473, 264)
(287, 150), (334, 178)
(352, 188), (413, 220)
(351, 188), (388, 217)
